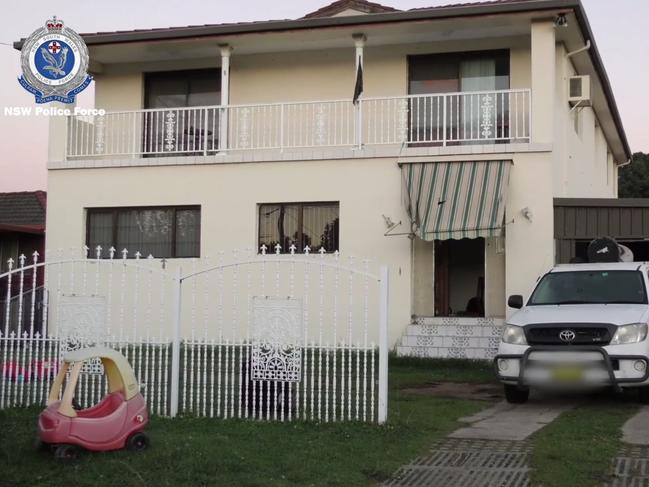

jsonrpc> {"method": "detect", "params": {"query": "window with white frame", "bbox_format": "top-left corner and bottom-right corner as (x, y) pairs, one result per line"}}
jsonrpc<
(86, 206), (200, 258)
(258, 202), (339, 254)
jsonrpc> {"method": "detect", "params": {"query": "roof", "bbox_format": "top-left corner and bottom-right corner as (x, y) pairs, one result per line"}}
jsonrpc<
(555, 198), (649, 208)
(11, 0), (631, 160)
(302, 0), (399, 19)
(0, 191), (47, 233)
(551, 262), (649, 272)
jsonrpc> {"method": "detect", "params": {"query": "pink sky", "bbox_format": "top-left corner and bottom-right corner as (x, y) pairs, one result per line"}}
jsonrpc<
(0, 0), (647, 192)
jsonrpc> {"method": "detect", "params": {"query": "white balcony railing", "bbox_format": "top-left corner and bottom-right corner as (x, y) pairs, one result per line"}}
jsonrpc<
(65, 89), (531, 159)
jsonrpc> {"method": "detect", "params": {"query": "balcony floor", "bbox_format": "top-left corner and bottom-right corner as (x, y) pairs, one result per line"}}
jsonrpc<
(51, 142), (551, 170)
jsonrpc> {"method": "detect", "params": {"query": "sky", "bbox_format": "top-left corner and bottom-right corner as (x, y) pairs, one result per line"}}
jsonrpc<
(0, 0), (647, 192)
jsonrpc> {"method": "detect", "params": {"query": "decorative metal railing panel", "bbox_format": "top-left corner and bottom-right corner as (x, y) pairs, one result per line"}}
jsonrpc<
(0, 247), (389, 423)
(65, 89), (531, 159)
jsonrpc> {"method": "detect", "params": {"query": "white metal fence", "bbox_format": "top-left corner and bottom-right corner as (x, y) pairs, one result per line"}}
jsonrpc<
(0, 247), (388, 423)
(65, 89), (531, 158)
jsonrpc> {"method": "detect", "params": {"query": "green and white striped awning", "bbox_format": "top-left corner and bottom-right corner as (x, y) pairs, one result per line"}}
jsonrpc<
(402, 160), (511, 241)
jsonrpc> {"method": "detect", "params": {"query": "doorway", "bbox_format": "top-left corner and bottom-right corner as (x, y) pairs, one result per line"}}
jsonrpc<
(434, 238), (485, 317)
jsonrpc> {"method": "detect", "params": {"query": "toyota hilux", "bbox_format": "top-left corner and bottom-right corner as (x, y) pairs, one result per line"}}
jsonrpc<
(495, 262), (649, 403)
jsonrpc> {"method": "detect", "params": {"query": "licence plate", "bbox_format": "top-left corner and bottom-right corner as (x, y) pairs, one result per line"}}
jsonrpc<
(552, 367), (584, 383)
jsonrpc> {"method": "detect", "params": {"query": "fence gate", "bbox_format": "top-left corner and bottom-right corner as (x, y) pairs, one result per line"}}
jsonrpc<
(0, 247), (388, 423)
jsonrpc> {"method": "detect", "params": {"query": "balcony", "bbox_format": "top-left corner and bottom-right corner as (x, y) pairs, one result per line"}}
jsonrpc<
(65, 89), (531, 160)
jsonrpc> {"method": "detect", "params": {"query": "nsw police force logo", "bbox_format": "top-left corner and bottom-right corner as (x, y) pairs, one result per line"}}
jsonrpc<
(18, 17), (92, 104)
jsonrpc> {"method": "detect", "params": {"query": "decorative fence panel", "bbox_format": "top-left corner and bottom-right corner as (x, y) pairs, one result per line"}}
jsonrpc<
(0, 248), (388, 423)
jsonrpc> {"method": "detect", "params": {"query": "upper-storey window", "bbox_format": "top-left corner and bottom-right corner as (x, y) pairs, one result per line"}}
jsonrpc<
(409, 50), (510, 95)
(408, 50), (511, 144)
(143, 69), (220, 155)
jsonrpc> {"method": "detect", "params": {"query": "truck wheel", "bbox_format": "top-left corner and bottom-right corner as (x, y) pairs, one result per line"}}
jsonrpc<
(638, 386), (649, 404)
(504, 384), (530, 404)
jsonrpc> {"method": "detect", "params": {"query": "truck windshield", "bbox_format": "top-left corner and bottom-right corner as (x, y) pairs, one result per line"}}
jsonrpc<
(528, 270), (647, 305)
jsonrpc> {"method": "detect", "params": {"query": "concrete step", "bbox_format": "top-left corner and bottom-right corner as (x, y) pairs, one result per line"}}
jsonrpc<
(396, 316), (505, 360)
(396, 344), (497, 360)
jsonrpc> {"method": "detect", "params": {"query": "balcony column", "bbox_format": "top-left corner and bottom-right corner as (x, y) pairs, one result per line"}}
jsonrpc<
(530, 20), (556, 145)
(352, 33), (366, 149)
(49, 101), (74, 163)
(218, 44), (232, 153)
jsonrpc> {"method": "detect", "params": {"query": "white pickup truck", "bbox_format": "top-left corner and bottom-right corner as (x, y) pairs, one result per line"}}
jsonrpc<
(495, 261), (649, 404)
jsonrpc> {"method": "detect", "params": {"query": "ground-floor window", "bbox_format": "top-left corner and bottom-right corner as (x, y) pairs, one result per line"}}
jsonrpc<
(86, 206), (201, 258)
(258, 202), (339, 254)
(434, 238), (485, 317)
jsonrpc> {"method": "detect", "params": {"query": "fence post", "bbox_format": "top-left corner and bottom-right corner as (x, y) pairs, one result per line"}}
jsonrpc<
(378, 265), (389, 424)
(170, 266), (182, 417)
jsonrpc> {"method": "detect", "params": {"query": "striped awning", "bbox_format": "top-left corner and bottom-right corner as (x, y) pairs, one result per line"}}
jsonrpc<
(402, 160), (511, 240)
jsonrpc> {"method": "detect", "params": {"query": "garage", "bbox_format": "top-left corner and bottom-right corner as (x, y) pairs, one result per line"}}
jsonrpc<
(555, 198), (649, 263)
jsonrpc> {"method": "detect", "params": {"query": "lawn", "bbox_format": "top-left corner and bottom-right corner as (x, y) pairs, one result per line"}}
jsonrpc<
(0, 357), (495, 487)
(529, 393), (640, 487)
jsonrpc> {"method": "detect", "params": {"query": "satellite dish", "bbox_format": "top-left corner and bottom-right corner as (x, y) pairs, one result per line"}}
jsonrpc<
(587, 237), (633, 263)
(619, 244), (634, 262)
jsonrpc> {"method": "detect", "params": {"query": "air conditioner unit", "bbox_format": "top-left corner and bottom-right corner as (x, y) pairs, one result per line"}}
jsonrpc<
(568, 75), (591, 106)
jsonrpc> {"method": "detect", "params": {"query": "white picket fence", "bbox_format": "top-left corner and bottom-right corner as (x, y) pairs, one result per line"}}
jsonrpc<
(0, 247), (389, 423)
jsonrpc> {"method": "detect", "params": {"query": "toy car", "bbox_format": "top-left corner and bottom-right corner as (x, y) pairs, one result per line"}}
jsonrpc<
(37, 346), (149, 461)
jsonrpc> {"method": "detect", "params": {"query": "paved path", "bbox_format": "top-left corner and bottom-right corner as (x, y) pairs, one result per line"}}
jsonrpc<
(386, 398), (577, 486)
(449, 399), (578, 441)
(603, 407), (649, 486)
(386, 439), (532, 487)
(622, 406), (649, 445)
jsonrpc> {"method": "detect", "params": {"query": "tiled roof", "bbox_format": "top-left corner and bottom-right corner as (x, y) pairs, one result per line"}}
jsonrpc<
(17, 0), (545, 42)
(0, 191), (47, 228)
(303, 0), (399, 19)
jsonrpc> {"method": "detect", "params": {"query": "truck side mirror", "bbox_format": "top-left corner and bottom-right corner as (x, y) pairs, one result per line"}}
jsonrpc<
(508, 295), (524, 309)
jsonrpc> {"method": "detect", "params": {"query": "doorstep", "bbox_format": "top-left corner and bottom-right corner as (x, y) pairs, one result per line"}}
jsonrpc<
(396, 316), (505, 360)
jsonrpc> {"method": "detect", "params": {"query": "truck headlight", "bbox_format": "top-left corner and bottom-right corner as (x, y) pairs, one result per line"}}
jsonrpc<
(502, 325), (528, 345)
(610, 324), (648, 345)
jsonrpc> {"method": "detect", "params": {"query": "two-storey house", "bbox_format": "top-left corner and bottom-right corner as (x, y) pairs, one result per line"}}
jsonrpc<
(21, 0), (631, 359)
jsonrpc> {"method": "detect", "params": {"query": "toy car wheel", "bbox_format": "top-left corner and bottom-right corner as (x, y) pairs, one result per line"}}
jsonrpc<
(54, 444), (79, 462)
(127, 432), (149, 452)
(504, 384), (530, 404)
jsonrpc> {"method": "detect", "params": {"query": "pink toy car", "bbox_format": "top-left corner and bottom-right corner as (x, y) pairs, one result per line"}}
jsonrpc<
(37, 347), (149, 461)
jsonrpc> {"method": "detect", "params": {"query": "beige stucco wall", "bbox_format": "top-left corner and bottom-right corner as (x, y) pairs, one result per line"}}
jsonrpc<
(553, 43), (617, 198)
(505, 152), (555, 307)
(88, 37), (532, 112)
(46, 158), (413, 346)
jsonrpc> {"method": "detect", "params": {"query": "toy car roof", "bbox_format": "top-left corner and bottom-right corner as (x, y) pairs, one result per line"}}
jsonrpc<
(59, 346), (140, 404)
(63, 346), (129, 364)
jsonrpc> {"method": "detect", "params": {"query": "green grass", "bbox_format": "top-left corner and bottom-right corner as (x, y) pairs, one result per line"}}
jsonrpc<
(389, 354), (497, 389)
(0, 358), (496, 487)
(530, 397), (640, 487)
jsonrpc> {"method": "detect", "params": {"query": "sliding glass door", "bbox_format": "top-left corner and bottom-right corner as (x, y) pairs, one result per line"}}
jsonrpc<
(408, 50), (509, 144)
(143, 69), (220, 155)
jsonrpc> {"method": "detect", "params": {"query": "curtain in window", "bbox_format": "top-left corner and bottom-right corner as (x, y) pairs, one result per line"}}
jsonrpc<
(258, 203), (339, 253)
(460, 59), (497, 141)
(303, 205), (339, 252)
(175, 209), (201, 258)
(117, 209), (173, 258)
(87, 212), (114, 257)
